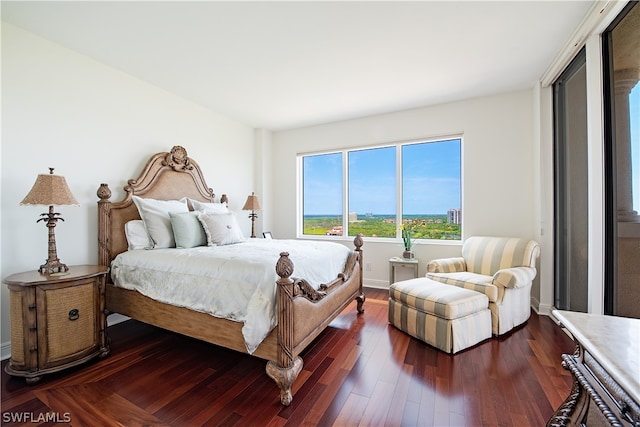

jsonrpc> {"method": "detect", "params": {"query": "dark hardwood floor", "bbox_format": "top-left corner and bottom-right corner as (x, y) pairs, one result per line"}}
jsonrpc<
(1, 288), (575, 426)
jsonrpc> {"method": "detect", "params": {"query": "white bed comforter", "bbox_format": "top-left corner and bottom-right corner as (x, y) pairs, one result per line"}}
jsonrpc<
(110, 239), (351, 354)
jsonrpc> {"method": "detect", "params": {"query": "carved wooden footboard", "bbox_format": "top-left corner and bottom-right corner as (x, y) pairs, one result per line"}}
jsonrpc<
(98, 146), (365, 405)
(268, 235), (364, 405)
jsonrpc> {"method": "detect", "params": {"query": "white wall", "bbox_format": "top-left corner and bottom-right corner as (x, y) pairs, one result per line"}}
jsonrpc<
(271, 89), (539, 289)
(0, 24), (255, 357)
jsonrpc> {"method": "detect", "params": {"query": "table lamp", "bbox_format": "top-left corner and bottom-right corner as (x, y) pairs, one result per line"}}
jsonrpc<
(242, 192), (261, 238)
(20, 168), (79, 275)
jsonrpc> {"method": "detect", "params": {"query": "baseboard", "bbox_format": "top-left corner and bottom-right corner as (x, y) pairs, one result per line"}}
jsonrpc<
(531, 296), (541, 314)
(530, 296), (553, 317)
(363, 278), (388, 290)
(1, 341), (11, 361)
(107, 313), (130, 327)
(537, 302), (553, 316)
(1, 298), (556, 362)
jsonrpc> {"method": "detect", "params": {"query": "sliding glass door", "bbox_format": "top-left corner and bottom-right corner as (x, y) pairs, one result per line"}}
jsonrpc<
(553, 49), (589, 312)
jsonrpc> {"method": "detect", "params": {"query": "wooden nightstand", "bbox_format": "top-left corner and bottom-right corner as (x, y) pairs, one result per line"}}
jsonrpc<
(4, 265), (110, 383)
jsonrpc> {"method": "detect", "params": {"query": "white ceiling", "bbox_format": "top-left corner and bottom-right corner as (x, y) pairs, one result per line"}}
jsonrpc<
(2, 1), (594, 131)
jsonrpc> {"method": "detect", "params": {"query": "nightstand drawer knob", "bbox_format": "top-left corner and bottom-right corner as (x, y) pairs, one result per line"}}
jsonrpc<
(68, 309), (79, 321)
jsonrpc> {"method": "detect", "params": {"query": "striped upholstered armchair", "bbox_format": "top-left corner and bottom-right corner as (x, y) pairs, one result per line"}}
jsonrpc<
(426, 236), (540, 335)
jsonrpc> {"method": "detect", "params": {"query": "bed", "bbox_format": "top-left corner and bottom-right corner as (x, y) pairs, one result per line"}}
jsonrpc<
(97, 146), (365, 405)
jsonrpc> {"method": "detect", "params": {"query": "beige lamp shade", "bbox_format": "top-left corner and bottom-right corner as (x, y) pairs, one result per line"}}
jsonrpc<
(20, 169), (79, 207)
(242, 192), (261, 211)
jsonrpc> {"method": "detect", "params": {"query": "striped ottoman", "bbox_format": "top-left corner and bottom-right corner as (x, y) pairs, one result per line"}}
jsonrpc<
(388, 278), (491, 354)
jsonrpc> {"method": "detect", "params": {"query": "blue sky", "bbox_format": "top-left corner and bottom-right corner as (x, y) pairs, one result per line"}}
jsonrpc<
(303, 152), (343, 215)
(303, 139), (461, 216)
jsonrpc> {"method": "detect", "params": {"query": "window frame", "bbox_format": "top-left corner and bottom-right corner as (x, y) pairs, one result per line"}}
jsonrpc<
(297, 135), (463, 245)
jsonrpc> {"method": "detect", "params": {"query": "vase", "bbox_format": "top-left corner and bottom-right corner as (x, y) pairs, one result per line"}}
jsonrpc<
(402, 250), (415, 259)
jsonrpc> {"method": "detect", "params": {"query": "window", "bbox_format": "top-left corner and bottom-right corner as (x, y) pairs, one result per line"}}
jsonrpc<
(300, 137), (462, 241)
(302, 152), (343, 236)
(348, 146), (396, 237)
(402, 140), (462, 240)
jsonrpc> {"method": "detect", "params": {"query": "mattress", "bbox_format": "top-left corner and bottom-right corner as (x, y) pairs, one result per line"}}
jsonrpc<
(110, 239), (351, 353)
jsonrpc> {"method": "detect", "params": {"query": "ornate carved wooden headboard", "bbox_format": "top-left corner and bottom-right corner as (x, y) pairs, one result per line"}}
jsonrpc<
(97, 146), (226, 266)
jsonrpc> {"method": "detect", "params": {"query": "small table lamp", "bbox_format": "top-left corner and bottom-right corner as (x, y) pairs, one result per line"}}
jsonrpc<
(20, 168), (79, 275)
(242, 192), (261, 238)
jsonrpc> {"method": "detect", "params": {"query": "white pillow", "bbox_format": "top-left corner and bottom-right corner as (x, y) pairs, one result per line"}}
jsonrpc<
(189, 199), (229, 214)
(124, 220), (151, 250)
(198, 212), (245, 246)
(132, 196), (189, 248)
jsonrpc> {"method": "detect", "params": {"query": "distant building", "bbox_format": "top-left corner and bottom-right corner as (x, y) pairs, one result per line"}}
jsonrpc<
(326, 226), (343, 236)
(349, 212), (358, 222)
(448, 208), (462, 224)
